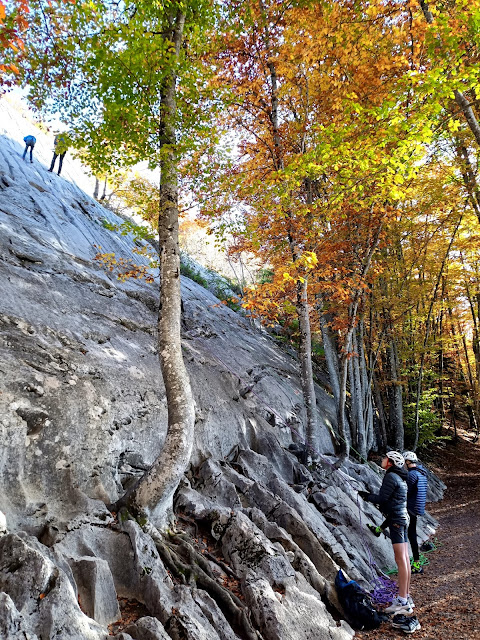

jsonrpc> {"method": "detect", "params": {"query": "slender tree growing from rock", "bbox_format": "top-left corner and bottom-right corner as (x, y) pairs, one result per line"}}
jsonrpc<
(20, 0), (217, 527)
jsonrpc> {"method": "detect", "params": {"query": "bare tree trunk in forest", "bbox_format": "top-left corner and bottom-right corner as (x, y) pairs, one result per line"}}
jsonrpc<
(337, 349), (352, 458)
(447, 305), (480, 435)
(347, 356), (357, 452)
(318, 301), (341, 402)
(359, 318), (374, 453)
(336, 224), (383, 460)
(100, 177), (108, 200)
(437, 308), (445, 423)
(385, 335), (404, 452)
(454, 91), (480, 148)
(351, 325), (367, 460)
(297, 277), (317, 457)
(93, 177), (99, 200)
(116, 10), (194, 528)
(373, 371), (388, 451)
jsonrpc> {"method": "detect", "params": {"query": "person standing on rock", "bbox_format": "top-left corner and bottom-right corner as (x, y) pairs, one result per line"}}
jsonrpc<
(359, 451), (414, 615)
(48, 134), (69, 175)
(403, 451), (428, 574)
(22, 135), (36, 163)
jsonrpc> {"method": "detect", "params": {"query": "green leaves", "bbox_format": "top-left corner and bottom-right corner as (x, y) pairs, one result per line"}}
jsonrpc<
(21, 0), (218, 175)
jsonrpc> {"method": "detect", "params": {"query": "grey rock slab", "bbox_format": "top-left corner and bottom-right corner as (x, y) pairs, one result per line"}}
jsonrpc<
(0, 592), (38, 640)
(124, 616), (175, 640)
(221, 511), (294, 583)
(244, 575), (353, 640)
(190, 590), (239, 640)
(0, 533), (108, 640)
(68, 555), (120, 626)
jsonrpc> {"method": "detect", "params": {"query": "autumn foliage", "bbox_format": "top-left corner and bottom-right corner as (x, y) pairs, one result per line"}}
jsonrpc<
(11, 0), (480, 454)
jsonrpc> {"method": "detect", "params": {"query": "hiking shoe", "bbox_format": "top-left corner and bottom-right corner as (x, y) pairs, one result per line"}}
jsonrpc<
(385, 597), (414, 615)
(392, 614), (421, 633)
(367, 523), (382, 537)
(407, 595), (415, 608)
(411, 561), (424, 574)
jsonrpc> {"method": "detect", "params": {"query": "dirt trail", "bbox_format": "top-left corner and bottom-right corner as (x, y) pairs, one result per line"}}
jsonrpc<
(357, 429), (480, 640)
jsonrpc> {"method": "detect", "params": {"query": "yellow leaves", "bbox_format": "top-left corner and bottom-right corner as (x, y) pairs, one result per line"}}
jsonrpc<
(93, 245), (155, 282)
(448, 119), (462, 133)
(302, 251), (318, 269)
(0, 4), (5, 22)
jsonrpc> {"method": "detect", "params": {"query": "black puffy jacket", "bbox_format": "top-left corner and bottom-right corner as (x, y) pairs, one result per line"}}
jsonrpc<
(365, 466), (409, 525)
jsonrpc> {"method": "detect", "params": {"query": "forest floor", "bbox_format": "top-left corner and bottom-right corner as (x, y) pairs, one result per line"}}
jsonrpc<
(356, 427), (480, 640)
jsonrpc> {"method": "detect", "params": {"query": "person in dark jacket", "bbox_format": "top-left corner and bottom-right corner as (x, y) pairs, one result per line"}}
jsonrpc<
(22, 135), (36, 163)
(403, 451), (428, 573)
(359, 451), (414, 614)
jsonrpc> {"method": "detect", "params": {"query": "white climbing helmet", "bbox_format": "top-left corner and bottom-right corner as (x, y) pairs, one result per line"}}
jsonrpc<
(403, 451), (418, 463)
(386, 451), (405, 467)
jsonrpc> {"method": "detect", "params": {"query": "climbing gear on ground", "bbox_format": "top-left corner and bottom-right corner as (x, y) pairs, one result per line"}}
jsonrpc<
(367, 523), (382, 537)
(420, 540), (435, 552)
(411, 561), (424, 574)
(392, 614), (421, 633)
(403, 451), (418, 463)
(386, 451), (405, 467)
(335, 570), (386, 630)
(384, 596), (414, 615)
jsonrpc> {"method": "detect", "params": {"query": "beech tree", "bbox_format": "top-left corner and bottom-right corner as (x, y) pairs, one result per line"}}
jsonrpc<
(21, 0), (216, 527)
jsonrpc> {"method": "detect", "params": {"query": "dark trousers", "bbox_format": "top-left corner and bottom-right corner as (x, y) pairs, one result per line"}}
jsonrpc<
(49, 151), (66, 175)
(408, 513), (419, 562)
(22, 144), (34, 162)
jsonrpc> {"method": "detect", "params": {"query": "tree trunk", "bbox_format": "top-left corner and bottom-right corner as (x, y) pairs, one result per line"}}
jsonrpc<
(118, 10), (194, 528)
(351, 326), (367, 459)
(372, 371), (388, 451)
(100, 177), (108, 200)
(347, 355), (357, 453)
(317, 301), (341, 401)
(385, 336), (404, 452)
(337, 350), (351, 458)
(359, 318), (374, 453)
(93, 177), (99, 199)
(297, 277), (318, 457)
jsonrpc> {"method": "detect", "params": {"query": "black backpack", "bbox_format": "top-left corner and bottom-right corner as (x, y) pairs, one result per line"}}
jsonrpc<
(335, 569), (385, 630)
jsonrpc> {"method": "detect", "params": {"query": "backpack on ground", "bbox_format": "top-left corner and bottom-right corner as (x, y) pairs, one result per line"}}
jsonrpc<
(335, 569), (385, 630)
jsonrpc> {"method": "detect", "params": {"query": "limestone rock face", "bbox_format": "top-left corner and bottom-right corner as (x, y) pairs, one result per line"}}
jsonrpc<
(0, 97), (442, 640)
(0, 534), (108, 640)
(0, 592), (38, 640)
(0, 99), (336, 534)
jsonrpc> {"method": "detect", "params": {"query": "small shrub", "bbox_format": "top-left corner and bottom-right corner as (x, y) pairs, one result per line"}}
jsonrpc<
(180, 261), (209, 288)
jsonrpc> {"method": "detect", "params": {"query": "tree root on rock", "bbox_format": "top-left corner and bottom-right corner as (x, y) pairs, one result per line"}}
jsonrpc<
(146, 524), (261, 640)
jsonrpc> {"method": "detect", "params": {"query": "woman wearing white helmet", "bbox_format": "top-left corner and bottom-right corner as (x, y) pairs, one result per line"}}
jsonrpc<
(359, 452), (414, 615)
